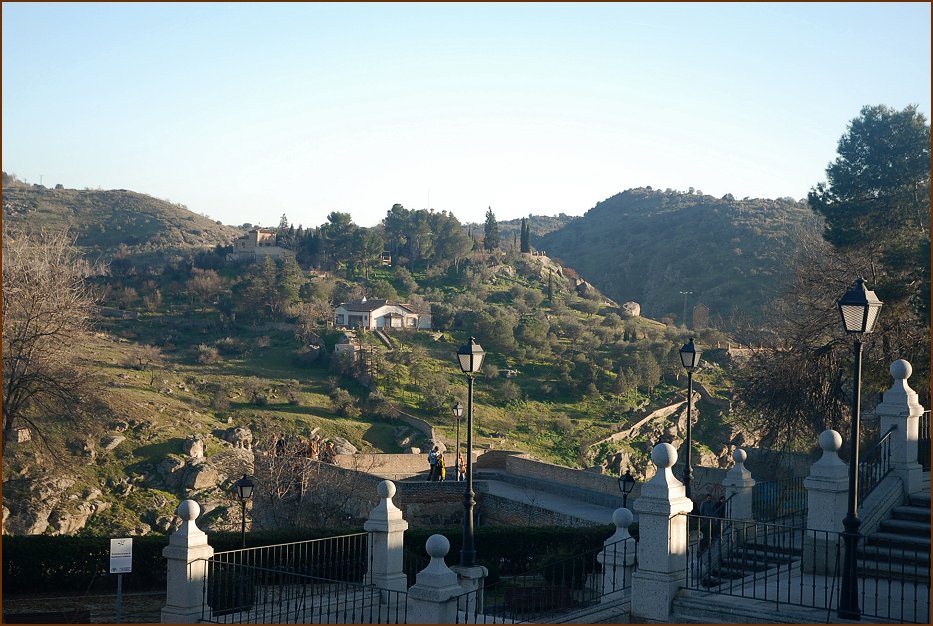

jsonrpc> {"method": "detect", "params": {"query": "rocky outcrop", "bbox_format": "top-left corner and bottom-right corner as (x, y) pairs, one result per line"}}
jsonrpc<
(223, 426), (253, 449)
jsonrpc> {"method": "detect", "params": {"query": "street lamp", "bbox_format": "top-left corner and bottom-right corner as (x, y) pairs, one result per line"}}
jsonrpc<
(679, 337), (701, 501)
(452, 401), (464, 480)
(618, 470), (636, 509)
(837, 277), (882, 620)
(456, 336), (485, 567)
(234, 474), (254, 549)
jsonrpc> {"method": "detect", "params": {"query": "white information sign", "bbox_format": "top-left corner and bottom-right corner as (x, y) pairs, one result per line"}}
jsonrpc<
(110, 537), (133, 574)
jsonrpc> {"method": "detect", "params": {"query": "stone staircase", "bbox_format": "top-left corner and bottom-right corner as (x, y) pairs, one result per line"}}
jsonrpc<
(860, 491), (931, 582)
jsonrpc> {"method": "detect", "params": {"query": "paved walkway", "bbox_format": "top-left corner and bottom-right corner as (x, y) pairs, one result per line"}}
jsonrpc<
(479, 478), (619, 525)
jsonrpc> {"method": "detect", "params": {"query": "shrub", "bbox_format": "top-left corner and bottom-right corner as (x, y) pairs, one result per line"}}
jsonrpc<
(197, 344), (221, 364)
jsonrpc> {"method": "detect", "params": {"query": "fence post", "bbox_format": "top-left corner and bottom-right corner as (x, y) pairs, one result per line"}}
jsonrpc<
(363, 480), (409, 593)
(721, 448), (755, 520)
(597, 507), (637, 604)
(802, 430), (847, 574)
(407, 535), (468, 624)
(630, 443), (694, 622)
(161, 500), (215, 624)
(875, 359), (925, 495)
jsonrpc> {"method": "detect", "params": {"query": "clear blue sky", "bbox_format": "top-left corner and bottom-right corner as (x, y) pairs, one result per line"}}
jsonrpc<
(3, 2), (930, 228)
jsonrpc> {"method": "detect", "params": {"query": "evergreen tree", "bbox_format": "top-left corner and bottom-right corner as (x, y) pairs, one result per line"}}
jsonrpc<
(483, 207), (500, 251)
(520, 217), (531, 253)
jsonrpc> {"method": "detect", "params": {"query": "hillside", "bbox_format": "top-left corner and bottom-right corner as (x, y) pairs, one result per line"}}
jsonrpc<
(1, 184), (242, 255)
(540, 188), (824, 324)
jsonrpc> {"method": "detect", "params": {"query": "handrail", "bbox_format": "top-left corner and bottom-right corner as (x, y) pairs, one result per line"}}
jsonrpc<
(858, 425), (896, 505)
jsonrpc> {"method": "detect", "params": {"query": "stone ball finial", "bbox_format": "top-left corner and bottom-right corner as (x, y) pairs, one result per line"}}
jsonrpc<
(377, 480), (397, 499)
(651, 442), (677, 469)
(177, 499), (200, 521)
(612, 507), (634, 529)
(890, 359), (912, 380)
(732, 448), (747, 464)
(426, 534), (450, 559)
(819, 429), (842, 452)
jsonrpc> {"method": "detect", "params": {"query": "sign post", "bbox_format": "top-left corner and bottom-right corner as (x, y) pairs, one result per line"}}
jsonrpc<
(110, 538), (132, 624)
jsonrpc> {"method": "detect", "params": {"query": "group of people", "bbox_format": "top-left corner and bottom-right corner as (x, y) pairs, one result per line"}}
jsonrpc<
(272, 432), (338, 464)
(426, 446), (466, 482)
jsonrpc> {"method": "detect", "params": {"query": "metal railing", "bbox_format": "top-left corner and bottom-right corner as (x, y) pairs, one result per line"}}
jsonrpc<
(686, 514), (833, 610)
(453, 538), (634, 624)
(858, 426), (896, 505)
(685, 514), (930, 623)
(919, 410), (930, 472)
(852, 532), (931, 623)
(751, 477), (807, 524)
(211, 533), (369, 582)
(200, 561), (408, 624)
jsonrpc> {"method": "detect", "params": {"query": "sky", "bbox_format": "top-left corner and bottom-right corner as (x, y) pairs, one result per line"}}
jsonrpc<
(3, 2), (930, 228)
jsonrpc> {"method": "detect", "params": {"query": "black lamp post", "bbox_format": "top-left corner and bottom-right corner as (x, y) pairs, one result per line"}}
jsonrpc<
(837, 278), (882, 620)
(453, 401), (464, 480)
(233, 474), (254, 549)
(679, 337), (701, 501)
(618, 470), (636, 509)
(456, 336), (485, 567)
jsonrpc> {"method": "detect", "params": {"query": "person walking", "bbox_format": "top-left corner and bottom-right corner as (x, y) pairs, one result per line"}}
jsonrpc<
(699, 494), (718, 550)
(427, 446), (439, 482)
(437, 452), (446, 481)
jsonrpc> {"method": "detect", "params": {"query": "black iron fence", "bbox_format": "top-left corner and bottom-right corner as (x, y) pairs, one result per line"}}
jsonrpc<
(858, 426), (895, 505)
(454, 538), (634, 624)
(919, 410), (930, 472)
(210, 533), (368, 582)
(751, 477), (807, 524)
(685, 514), (930, 623)
(200, 561), (408, 624)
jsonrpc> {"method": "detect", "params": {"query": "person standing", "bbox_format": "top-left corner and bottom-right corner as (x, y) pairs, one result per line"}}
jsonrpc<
(437, 453), (446, 481)
(427, 446), (439, 482)
(456, 453), (466, 481)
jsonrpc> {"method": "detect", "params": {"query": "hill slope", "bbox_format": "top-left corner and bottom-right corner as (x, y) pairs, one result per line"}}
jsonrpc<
(540, 188), (824, 324)
(1, 185), (242, 254)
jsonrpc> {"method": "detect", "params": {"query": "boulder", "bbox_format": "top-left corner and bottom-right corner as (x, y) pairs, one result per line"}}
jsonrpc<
(183, 436), (205, 459)
(186, 464), (221, 490)
(621, 302), (641, 318)
(329, 437), (358, 455)
(223, 426), (253, 449)
(100, 435), (126, 451)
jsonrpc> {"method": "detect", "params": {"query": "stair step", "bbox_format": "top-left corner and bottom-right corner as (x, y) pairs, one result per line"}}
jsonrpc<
(857, 559), (931, 582)
(879, 518), (931, 536)
(891, 505), (931, 522)
(860, 544), (931, 565)
(869, 531), (931, 548)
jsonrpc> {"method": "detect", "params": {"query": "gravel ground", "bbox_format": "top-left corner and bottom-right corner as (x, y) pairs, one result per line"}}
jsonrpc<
(2, 591), (165, 623)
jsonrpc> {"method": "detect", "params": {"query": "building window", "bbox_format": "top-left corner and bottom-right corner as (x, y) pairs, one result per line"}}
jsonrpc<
(336, 314), (345, 325)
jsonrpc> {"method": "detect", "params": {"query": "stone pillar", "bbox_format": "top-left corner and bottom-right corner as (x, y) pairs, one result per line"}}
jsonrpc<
(407, 535), (468, 624)
(363, 480), (409, 592)
(875, 359), (925, 495)
(161, 500), (215, 624)
(630, 443), (695, 622)
(721, 448), (755, 520)
(598, 507), (637, 603)
(802, 430), (847, 574)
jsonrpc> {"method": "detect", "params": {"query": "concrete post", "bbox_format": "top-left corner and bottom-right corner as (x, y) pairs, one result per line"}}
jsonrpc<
(630, 443), (695, 622)
(407, 535), (468, 624)
(598, 507), (637, 603)
(161, 500), (215, 624)
(721, 448), (755, 520)
(875, 359), (925, 495)
(802, 430), (848, 574)
(363, 480), (409, 592)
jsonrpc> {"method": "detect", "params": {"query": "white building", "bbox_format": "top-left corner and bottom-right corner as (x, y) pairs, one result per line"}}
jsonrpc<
(333, 298), (431, 331)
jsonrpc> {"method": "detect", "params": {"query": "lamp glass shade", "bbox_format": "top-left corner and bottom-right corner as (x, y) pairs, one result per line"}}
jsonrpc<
(619, 470), (636, 495)
(679, 338), (700, 370)
(453, 402), (464, 418)
(235, 474), (254, 500)
(457, 337), (485, 374)
(837, 278), (883, 334)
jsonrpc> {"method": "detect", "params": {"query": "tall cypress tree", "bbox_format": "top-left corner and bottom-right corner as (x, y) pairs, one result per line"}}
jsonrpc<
(520, 218), (531, 253)
(483, 207), (500, 251)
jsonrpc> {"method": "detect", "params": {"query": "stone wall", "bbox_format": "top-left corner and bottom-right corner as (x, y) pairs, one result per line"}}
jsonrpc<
(477, 492), (600, 528)
(505, 455), (627, 497)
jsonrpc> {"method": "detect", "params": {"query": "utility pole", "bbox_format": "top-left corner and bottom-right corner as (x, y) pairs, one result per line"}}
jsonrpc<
(679, 291), (693, 328)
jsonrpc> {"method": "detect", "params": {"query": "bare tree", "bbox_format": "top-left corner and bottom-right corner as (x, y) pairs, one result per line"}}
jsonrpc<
(2, 228), (102, 444)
